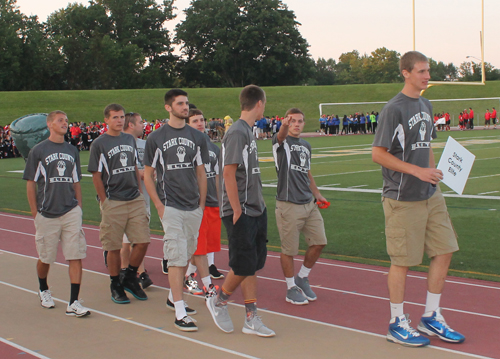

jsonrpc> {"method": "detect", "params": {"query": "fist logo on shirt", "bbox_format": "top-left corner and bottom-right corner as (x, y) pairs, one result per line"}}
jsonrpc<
(120, 152), (128, 167)
(300, 152), (307, 167)
(57, 160), (66, 176)
(177, 146), (186, 162)
(419, 122), (426, 141)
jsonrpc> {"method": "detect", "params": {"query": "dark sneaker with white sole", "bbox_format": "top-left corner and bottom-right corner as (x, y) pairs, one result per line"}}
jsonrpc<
(166, 298), (197, 315)
(175, 316), (198, 332)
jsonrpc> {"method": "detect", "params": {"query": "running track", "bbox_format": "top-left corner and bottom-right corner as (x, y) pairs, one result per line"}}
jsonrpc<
(0, 212), (498, 358)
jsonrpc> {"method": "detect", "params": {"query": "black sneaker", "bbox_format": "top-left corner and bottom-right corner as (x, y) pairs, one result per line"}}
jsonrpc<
(122, 272), (148, 300)
(118, 268), (127, 284)
(161, 259), (168, 275)
(209, 264), (224, 279)
(139, 271), (153, 289)
(166, 298), (197, 315)
(103, 251), (108, 268)
(110, 282), (130, 304)
(175, 316), (198, 332)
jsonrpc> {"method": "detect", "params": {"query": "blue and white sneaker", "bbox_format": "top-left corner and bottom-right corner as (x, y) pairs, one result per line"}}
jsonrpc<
(387, 314), (430, 347)
(417, 308), (465, 343)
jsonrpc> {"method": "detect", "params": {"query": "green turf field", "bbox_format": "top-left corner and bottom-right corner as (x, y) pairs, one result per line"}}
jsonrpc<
(1, 129), (499, 281)
(1, 81), (499, 132)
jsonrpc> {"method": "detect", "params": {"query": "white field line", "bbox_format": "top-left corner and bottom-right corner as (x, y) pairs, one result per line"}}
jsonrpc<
(477, 191), (499, 195)
(348, 185), (368, 188)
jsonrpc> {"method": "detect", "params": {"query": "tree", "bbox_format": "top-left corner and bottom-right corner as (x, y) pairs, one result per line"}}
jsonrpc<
(365, 47), (400, 84)
(458, 61), (500, 82)
(310, 57), (337, 85)
(175, 0), (312, 87)
(336, 50), (363, 84)
(428, 59), (457, 81)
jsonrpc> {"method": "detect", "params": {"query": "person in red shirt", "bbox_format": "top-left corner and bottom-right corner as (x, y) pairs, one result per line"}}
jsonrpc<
(463, 110), (469, 129)
(492, 107), (497, 129)
(445, 112), (450, 131)
(468, 107), (474, 129)
(69, 123), (82, 149)
(458, 112), (464, 130)
(484, 109), (491, 129)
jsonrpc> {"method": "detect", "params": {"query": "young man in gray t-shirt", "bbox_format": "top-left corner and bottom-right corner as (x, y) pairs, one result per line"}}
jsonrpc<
(206, 85), (275, 338)
(144, 89), (208, 332)
(88, 104), (151, 305)
(23, 110), (90, 317)
(272, 108), (328, 306)
(372, 51), (464, 347)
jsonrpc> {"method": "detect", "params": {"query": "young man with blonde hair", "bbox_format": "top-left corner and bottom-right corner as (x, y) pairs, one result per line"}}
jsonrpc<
(372, 51), (465, 347)
(24, 110), (90, 317)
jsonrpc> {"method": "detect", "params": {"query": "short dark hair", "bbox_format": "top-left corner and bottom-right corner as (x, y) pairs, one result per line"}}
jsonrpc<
(239, 85), (266, 111)
(104, 104), (125, 119)
(164, 89), (188, 106)
(187, 109), (203, 123)
(400, 51), (428, 76)
(47, 110), (67, 123)
(124, 112), (141, 130)
(285, 108), (305, 118)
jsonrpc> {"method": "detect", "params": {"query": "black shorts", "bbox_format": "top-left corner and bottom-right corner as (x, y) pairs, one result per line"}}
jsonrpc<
(222, 208), (267, 276)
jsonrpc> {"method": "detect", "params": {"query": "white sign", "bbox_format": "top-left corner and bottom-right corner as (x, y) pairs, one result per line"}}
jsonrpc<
(436, 137), (475, 195)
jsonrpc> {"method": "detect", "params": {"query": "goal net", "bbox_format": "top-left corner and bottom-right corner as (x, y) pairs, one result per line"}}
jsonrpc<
(319, 97), (500, 127)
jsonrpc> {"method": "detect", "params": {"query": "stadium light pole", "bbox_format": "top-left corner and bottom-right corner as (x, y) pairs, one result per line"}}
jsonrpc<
(412, 0), (415, 50)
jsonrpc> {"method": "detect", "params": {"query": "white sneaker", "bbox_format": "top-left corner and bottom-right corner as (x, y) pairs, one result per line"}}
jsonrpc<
(66, 300), (91, 317)
(39, 290), (55, 309)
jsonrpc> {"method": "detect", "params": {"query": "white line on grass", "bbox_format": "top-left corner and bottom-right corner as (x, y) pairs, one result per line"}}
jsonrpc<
(477, 191), (499, 195)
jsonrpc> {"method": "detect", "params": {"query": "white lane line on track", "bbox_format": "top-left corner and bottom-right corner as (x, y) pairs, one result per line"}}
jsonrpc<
(0, 337), (51, 359)
(1, 217), (500, 291)
(0, 251), (495, 359)
(2, 228), (500, 320)
(0, 277), (259, 359)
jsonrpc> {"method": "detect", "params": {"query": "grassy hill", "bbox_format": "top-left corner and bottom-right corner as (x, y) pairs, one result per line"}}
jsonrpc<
(1, 81), (499, 132)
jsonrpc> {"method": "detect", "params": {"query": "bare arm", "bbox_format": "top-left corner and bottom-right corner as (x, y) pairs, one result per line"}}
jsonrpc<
(196, 164), (207, 211)
(135, 165), (142, 193)
(91, 172), (107, 204)
(308, 171), (326, 202)
(372, 146), (442, 185)
(144, 165), (164, 219)
(26, 180), (38, 218)
(223, 164), (242, 224)
(73, 182), (82, 208)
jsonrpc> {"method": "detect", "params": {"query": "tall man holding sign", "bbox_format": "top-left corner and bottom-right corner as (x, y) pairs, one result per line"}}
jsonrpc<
(372, 51), (465, 347)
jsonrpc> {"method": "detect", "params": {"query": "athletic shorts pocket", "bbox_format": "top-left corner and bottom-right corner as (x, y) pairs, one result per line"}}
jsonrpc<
(35, 235), (47, 259)
(385, 227), (407, 257)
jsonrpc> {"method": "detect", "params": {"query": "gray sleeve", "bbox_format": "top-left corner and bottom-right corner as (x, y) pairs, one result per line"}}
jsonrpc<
(372, 104), (399, 148)
(22, 146), (39, 181)
(74, 149), (82, 182)
(143, 134), (157, 167)
(197, 133), (209, 166)
(87, 140), (101, 172)
(223, 130), (244, 166)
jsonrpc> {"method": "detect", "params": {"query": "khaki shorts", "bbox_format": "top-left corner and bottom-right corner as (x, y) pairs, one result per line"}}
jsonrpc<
(382, 188), (459, 267)
(99, 194), (150, 251)
(34, 206), (86, 264)
(275, 200), (327, 256)
(161, 206), (203, 267)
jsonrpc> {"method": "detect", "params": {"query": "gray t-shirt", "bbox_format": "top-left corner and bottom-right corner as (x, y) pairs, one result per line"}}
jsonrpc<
(144, 123), (209, 211)
(205, 136), (220, 208)
(220, 119), (265, 217)
(272, 135), (313, 204)
(88, 132), (140, 201)
(23, 139), (81, 218)
(372, 92), (437, 201)
(136, 138), (150, 212)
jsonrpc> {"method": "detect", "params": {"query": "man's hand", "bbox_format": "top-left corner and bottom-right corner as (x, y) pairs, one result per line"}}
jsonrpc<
(232, 207), (242, 224)
(281, 115), (291, 127)
(155, 202), (165, 219)
(415, 167), (443, 185)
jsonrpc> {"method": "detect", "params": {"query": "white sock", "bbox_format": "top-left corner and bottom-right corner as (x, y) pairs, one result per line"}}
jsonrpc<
(297, 265), (311, 279)
(201, 275), (211, 290)
(174, 300), (187, 320)
(390, 302), (404, 319)
(187, 262), (197, 275)
(424, 291), (441, 315)
(285, 277), (296, 290)
(207, 252), (215, 266)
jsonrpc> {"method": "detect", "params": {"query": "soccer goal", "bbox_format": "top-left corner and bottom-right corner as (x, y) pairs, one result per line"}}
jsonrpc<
(319, 97), (500, 127)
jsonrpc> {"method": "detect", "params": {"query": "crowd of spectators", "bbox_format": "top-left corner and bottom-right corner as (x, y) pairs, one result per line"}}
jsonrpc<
(319, 112), (379, 136)
(0, 125), (20, 159)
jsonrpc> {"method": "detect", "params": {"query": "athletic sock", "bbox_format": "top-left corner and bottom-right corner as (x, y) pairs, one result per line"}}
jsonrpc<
(201, 275), (211, 290)
(216, 286), (232, 306)
(70, 283), (80, 304)
(174, 300), (187, 320)
(297, 264), (311, 279)
(127, 264), (138, 275)
(390, 302), (404, 319)
(424, 291), (441, 315)
(38, 277), (49, 292)
(285, 277), (296, 290)
(187, 262), (197, 275)
(244, 299), (257, 320)
(207, 252), (215, 266)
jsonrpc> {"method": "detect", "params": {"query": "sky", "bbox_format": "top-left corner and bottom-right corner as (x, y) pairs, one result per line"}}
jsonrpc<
(16, 0), (500, 69)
